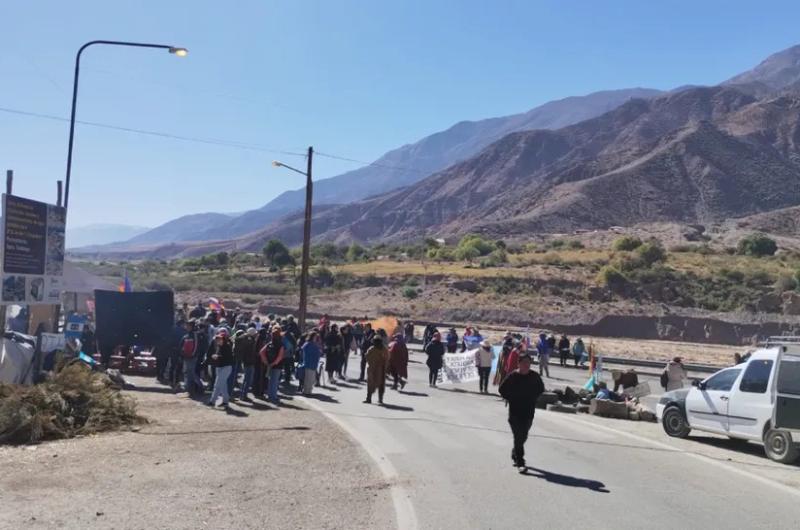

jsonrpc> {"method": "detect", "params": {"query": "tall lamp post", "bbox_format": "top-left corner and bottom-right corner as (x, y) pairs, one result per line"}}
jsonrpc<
(64, 40), (188, 211)
(273, 146), (314, 332)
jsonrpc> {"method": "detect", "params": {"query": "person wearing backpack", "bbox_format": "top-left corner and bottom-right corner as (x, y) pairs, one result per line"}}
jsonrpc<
(180, 319), (202, 396)
(662, 357), (687, 391)
(261, 326), (286, 404)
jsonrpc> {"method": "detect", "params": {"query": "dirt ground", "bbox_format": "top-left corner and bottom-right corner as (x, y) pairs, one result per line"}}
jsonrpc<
(0, 377), (393, 530)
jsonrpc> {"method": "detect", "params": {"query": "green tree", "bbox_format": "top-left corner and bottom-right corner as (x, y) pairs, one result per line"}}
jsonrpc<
(737, 234), (778, 257)
(262, 239), (294, 268)
(346, 243), (367, 262)
(215, 251), (230, 266)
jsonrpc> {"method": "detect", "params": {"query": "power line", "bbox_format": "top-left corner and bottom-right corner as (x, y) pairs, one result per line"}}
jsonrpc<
(315, 150), (429, 175)
(0, 104), (434, 176)
(0, 106), (307, 158)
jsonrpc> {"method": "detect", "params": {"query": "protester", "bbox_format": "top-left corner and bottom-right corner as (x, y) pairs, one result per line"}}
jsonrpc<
(446, 327), (459, 353)
(504, 339), (525, 376)
(359, 323), (375, 382)
(353, 319), (365, 353)
(572, 338), (587, 367)
(425, 332), (445, 387)
(364, 336), (389, 404)
(285, 314), (300, 339)
(180, 319), (202, 396)
(299, 332), (321, 396)
(340, 323), (355, 379)
(595, 381), (623, 402)
(499, 353), (545, 471)
(261, 326), (286, 404)
(282, 326), (297, 386)
(388, 334), (409, 390)
(537, 334), (551, 378)
(422, 324), (437, 350)
(404, 321), (415, 343)
(493, 337), (514, 386)
(324, 324), (345, 384)
(476, 340), (495, 394)
(662, 357), (687, 391)
(235, 327), (259, 401)
(207, 329), (234, 409)
(558, 334), (570, 367)
(167, 319), (186, 388)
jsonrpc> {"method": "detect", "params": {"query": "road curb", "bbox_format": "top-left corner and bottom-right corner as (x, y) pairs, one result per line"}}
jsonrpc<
(296, 395), (419, 530)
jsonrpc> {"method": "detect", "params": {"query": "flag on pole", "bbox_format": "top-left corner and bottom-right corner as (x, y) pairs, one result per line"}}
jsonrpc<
(118, 269), (132, 293)
(208, 297), (225, 311)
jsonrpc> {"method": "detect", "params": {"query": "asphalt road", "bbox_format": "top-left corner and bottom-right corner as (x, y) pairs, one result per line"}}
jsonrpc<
(299, 350), (800, 530)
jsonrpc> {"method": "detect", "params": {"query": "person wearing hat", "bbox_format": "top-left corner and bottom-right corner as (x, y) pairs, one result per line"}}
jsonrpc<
(499, 353), (545, 471)
(208, 328), (234, 409)
(364, 335), (389, 404)
(475, 340), (495, 394)
(424, 331), (445, 387)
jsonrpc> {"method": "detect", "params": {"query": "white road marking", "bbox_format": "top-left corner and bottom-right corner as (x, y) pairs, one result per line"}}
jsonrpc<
(544, 411), (800, 499)
(298, 396), (418, 530)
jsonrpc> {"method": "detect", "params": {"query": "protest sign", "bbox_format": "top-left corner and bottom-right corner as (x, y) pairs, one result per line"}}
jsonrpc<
(1, 194), (65, 305)
(438, 349), (480, 384)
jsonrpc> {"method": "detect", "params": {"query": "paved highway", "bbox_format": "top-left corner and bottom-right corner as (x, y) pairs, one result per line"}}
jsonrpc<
(299, 350), (800, 529)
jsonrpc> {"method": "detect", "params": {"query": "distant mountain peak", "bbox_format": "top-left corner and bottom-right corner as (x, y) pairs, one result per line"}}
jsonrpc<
(725, 43), (800, 90)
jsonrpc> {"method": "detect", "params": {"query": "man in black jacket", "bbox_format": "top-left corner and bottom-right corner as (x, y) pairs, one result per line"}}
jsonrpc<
(499, 353), (545, 471)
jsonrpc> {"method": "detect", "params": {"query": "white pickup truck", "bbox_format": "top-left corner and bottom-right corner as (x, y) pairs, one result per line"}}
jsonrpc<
(656, 338), (800, 464)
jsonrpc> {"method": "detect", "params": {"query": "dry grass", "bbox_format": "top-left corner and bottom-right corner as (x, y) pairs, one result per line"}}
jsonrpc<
(0, 363), (145, 445)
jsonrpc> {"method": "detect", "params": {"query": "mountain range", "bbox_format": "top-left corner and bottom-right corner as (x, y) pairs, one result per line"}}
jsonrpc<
(74, 44), (800, 256)
(66, 223), (149, 249)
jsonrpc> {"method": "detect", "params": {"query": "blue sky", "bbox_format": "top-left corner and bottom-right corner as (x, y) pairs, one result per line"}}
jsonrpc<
(2, 0), (799, 228)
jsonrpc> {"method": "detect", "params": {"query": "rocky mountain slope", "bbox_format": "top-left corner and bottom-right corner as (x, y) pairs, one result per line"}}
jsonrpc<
(112, 88), (661, 247)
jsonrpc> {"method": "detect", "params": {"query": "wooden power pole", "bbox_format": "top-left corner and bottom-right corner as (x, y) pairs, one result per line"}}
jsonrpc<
(298, 146), (314, 332)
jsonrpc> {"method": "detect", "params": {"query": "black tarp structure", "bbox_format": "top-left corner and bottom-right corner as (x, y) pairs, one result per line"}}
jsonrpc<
(94, 290), (174, 350)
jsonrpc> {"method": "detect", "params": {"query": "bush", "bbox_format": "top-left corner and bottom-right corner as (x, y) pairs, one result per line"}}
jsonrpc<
(774, 275), (797, 293)
(402, 287), (418, 299)
(636, 242), (667, 266)
(737, 234), (777, 257)
(456, 234), (494, 260)
(567, 240), (585, 249)
(346, 243), (367, 262)
(311, 266), (334, 288)
(596, 265), (627, 291)
(613, 236), (643, 251)
(0, 363), (144, 444)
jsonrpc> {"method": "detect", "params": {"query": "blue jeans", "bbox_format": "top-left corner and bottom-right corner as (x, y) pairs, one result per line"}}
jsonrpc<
(240, 365), (255, 399)
(227, 362), (240, 396)
(183, 357), (199, 394)
(267, 367), (282, 403)
(210, 365), (232, 405)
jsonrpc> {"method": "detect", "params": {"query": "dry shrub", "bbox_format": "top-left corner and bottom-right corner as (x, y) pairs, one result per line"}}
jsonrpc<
(0, 362), (145, 445)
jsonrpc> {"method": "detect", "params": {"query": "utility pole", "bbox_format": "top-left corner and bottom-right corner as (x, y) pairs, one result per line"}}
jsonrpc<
(298, 146), (314, 332)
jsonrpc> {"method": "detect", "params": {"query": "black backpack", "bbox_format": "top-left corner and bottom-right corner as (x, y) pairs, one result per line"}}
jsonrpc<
(660, 371), (669, 389)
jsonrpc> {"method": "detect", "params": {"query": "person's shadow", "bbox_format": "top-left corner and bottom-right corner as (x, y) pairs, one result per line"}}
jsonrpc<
(522, 467), (609, 493)
(378, 403), (414, 412)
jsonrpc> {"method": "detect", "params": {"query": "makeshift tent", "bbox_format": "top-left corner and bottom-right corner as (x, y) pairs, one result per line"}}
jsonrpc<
(61, 261), (115, 314)
(0, 332), (37, 384)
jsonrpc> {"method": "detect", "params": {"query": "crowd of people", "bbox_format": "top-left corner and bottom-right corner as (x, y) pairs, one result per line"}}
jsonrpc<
(160, 303), (417, 409)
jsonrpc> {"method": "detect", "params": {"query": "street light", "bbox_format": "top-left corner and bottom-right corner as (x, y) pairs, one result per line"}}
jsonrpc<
(273, 147), (314, 332)
(64, 40), (188, 211)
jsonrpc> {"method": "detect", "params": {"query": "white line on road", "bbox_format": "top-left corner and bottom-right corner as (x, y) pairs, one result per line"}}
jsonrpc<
(544, 411), (800, 499)
(298, 396), (419, 530)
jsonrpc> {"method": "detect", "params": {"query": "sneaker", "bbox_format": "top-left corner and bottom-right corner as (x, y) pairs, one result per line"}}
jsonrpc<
(400, 380), (406, 390)
(363, 399), (372, 404)
(517, 464), (527, 474)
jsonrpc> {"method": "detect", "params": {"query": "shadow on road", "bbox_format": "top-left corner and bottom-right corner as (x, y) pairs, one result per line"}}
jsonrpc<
(135, 426), (311, 436)
(378, 403), (415, 412)
(437, 387), (500, 398)
(397, 390), (429, 397)
(224, 407), (249, 417)
(304, 393), (340, 404)
(335, 382), (361, 389)
(523, 467), (610, 493)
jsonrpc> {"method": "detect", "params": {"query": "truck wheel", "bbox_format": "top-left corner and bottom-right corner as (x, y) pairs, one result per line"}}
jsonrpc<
(662, 406), (690, 438)
(764, 429), (799, 464)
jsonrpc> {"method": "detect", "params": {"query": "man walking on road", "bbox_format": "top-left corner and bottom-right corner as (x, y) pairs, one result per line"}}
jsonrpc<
(499, 353), (545, 472)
